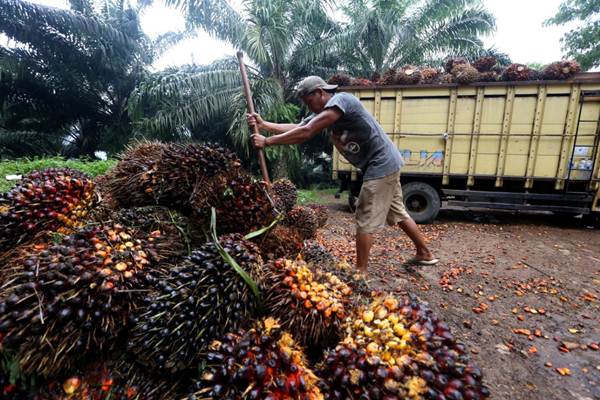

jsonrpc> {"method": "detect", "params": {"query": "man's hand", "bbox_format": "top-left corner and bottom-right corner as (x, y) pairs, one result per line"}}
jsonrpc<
(251, 133), (267, 149)
(247, 112), (265, 130)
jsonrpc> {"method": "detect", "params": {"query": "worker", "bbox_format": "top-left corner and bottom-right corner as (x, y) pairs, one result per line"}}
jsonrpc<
(248, 76), (438, 273)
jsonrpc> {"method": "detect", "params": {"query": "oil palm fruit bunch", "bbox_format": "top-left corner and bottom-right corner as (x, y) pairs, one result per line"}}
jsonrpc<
(396, 65), (422, 85)
(420, 67), (440, 84)
(263, 259), (351, 348)
(541, 60), (581, 80)
(328, 73), (352, 86)
(251, 225), (304, 260)
(192, 170), (274, 235)
(501, 63), (533, 81)
(445, 57), (468, 73)
(440, 74), (454, 84)
(478, 71), (498, 82)
(316, 337), (427, 399)
(472, 56), (497, 72)
(306, 203), (328, 228)
(0, 224), (168, 377)
(301, 240), (336, 268)
(451, 64), (479, 85)
(190, 317), (324, 400)
(284, 205), (318, 240)
(271, 178), (297, 214)
(127, 234), (263, 372)
(350, 78), (374, 86)
(0, 168), (95, 252)
(380, 68), (398, 85)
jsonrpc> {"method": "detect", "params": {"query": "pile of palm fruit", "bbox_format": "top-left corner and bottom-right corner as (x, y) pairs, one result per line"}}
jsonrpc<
(0, 141), (490, 399)
(328, 58), (582, 86)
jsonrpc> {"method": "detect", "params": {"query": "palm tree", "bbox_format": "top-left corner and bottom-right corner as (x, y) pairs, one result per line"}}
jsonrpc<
(0, 0), (183, 157)
(298, 0), (496, 78)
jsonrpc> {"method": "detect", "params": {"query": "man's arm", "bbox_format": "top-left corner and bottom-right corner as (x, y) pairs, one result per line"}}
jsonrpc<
(247, 112), (299, 134)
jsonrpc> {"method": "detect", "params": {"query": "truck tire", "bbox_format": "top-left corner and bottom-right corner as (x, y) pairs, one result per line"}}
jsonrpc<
(402, 182), (441, 224)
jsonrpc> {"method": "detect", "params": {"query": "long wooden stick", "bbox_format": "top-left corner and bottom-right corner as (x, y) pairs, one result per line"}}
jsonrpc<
(237, 51), (271, 185)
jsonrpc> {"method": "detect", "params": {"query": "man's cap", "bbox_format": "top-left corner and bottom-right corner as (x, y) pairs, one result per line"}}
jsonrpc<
(295, 76), (338, 97)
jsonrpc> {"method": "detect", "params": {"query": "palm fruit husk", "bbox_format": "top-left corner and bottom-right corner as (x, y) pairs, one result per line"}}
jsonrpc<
(445, 57), (468, 73)
(342, 295), (490, 400)
(191, 169), (275, 235)
(317, 337), (423, 399)
(190, 317), (324, 400)
(328, 73), (352, 86)
(541, 60), (582, 80)
(270, 178), (297, 214)
(0, 224), (170, 377)
(472, 56), (497, 72)
(439, 73), (454, 84)
(420, 67), (440, 84)
(284, 205), (318, 240)
(0, 168), (96, 252)
(380, 68), (398, 85)
(128, 234), (263, 372)
(306, 203), (328, 228)
(501, 63), (533, 81)
(263, 259), (352, 348)
(251, 225), (303, 260)
(350, 77), (374, 86)
(478, 71), (499, 82)
(396, 65), (422, 85)
(451, 64), (479, 85)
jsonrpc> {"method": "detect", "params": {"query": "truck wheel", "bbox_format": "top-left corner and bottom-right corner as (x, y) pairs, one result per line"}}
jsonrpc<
(348, 194), (358, 212)
(402, 182), (441, 224)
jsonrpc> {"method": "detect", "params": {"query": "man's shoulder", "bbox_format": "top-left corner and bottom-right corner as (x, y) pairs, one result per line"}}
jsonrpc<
(328, 92), (359, 108)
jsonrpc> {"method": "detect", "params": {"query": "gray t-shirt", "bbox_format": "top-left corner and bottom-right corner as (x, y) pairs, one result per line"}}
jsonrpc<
(302, 92), (402, 180)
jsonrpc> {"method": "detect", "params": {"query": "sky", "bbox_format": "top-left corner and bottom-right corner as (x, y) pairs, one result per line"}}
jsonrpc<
(14, 0), (582, 71)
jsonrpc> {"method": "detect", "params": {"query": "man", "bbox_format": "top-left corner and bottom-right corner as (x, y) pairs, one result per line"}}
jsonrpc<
(249, 76), (438, 272)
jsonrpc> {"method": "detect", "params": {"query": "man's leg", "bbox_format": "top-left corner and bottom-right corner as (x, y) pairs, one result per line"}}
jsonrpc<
(356, 232), (374, 273)
(398, 218), (434, 261)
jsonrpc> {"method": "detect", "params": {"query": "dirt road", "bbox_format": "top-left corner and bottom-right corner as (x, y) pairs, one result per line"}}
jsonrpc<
(317, 198), (600, 400)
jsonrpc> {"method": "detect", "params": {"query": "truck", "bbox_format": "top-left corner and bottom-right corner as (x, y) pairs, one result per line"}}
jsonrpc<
(334, 72), (600, 224)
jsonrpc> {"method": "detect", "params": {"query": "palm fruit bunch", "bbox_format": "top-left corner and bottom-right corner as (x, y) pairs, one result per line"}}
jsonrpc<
(472, 56), (497, 72)
(317, 337), (427, 399)
(396, 65), (422, 85)
(127, 234), (263, 372)
(501, 63), (533, 81)
(444, 57), (468, 73)
(420, 67), (440, 84)
(451, 64), (479, 85)
(380, 68), (398, 85)
(284, 205), (318, 240)
(263, 259), (351, 348)
(344, 295), (490, 400)
(271, 178), (298, 214)
(439, 73), (454, 84)
(0, 224), (168, 377)
(477, 71), (499, 82)
(251, 225), (304, 260)
(350, 77), (374, 86)
(192, 169), (274, 235)
(306, 203), (328, 228)
(191, 317), (324, 400)
(301, 240), (337, 268)
(0, 168), (95, 252)
(541, 60), (581, 80)
(328, 73), (352, 86)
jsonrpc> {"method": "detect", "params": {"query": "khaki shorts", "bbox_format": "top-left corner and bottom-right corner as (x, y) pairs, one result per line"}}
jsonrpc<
(355, 171), (411, 234)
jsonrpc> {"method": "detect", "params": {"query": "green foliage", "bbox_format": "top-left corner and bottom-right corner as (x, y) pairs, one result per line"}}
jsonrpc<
(0, 157), (116, 192)
(545, 0), (600, 70)
(297, 188), (337, 205)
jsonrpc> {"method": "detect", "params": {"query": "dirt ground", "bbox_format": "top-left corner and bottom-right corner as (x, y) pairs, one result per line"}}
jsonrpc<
(316, 196), (600, 400)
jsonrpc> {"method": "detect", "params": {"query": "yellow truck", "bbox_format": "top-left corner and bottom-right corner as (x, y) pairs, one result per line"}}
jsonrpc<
(335, 72), (600, 224)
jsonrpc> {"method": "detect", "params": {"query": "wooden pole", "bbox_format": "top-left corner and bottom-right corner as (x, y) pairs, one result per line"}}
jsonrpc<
(237, 51), (271, 185)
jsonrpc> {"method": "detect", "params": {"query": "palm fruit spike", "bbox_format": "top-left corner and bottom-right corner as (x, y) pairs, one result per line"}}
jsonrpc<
(271, 178), (298, 213)
(420, 67), (440, 84)
(263, 259), (351, 348)
(285, 205), (318, 240)
(380, 68), (398, 85)
(541, 60), (581, 80)
(472, 56), (497, 72)
(317, 337), (423, 399)
(128, 234), (263, 372)
(191, 317), (324, 400)
(451, 64), (479, 85)
(328, 73), (352, 86)
(0, 168), (95, 252)
(501, 63), (532, 81)
(0, 224), (168, 377)
(306, 203), (328, 228)
(396, 65), (422, 84)
(445, 57), (468, 73)
(345, 295), (490, 400)
(251, 225), (303, 260)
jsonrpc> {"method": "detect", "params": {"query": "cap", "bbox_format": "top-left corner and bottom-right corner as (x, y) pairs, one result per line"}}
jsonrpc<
(295, 76), (338, 97)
